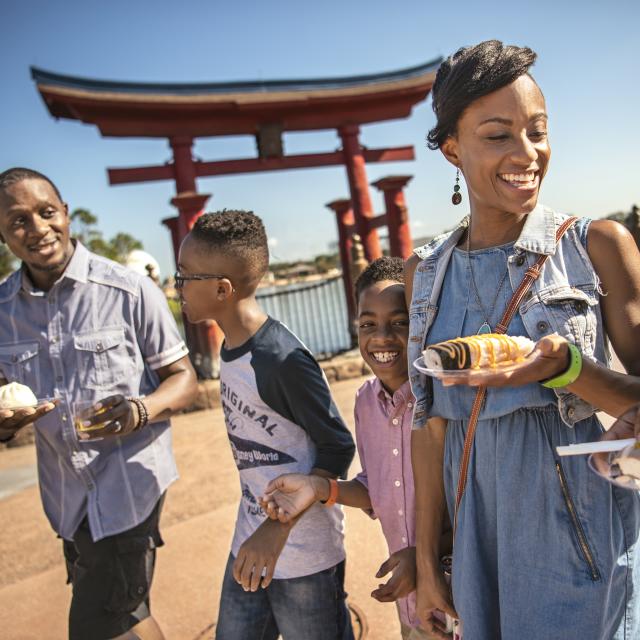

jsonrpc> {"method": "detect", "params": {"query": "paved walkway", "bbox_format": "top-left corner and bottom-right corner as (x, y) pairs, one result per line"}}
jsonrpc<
(0, 376), (399, 640)
(0, 352), (626, 639)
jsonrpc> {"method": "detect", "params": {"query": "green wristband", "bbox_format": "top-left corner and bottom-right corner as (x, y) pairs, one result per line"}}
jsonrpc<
(541, 343), (583, 389)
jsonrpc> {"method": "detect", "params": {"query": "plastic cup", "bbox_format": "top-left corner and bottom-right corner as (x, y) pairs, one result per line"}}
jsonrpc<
(73, 400), (108, 440)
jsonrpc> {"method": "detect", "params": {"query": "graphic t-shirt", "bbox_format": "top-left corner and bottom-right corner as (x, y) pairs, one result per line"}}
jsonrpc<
(220, 317), (355, 579)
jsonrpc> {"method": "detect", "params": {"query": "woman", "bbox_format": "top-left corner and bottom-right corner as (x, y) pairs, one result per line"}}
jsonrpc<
(406, 40), (640, 639)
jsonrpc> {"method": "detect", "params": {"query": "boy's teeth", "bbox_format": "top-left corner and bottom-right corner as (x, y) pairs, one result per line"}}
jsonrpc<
(372, 351), (399, 363)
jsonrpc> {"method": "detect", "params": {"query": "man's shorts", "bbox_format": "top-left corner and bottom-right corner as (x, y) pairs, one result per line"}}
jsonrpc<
(63, 496), (165, 640)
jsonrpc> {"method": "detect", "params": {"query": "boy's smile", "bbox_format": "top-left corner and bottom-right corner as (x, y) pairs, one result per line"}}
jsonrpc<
(357, 280), (409, 394)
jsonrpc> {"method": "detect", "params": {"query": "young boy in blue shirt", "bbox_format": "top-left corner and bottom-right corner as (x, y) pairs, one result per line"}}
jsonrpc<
(177, 210), (355, 640)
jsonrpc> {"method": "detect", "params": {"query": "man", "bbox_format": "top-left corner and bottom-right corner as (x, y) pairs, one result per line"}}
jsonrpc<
(0, 168), (198, 640)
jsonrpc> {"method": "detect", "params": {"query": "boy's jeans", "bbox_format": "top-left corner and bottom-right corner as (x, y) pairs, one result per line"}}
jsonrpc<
(216, 554), (354, 640)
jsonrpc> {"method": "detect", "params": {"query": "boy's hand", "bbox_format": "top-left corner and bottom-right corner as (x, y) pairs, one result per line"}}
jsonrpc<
(371, 546), (416, 602)
(415, 562), (458, 638)
(232, 518), (291, 592)
(260, 473), (329, 522)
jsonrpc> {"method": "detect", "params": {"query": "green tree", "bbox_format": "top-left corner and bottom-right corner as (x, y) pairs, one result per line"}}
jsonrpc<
(70, 208), (142, 263)
(604, 211), (626, 223)
(0, 244), (14, 280)
(109, 232), (143, 262)
(70, 208), (98, 240)
(313, 253), (339, 273)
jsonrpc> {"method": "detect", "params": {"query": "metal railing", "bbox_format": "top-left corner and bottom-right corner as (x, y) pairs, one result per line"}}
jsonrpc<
(257, 276), (352, 359)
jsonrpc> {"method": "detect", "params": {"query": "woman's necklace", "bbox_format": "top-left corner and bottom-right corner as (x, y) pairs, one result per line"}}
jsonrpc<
(466, 227), (510, 335)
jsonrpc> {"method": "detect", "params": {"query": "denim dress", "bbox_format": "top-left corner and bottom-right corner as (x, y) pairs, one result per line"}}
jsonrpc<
(420, 217), (640, 639)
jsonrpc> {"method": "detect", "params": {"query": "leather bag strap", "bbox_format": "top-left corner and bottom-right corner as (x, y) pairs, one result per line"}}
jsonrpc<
(453, 216), (578, 534)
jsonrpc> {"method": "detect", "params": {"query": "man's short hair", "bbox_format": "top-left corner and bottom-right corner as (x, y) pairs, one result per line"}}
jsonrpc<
(354, 256), (405, 301)
(191, 210), (269, 283)
(0, 167), (63, 203)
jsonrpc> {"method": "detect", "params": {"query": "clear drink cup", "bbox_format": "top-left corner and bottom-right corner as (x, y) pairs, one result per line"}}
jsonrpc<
(73, 400), (108, 441)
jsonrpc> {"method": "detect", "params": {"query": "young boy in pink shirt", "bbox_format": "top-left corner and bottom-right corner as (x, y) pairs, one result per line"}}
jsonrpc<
(261, 257), (436, 639)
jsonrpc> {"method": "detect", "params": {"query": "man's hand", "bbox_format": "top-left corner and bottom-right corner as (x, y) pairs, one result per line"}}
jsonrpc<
(260, 473), (329, 522)
(415, 563), (458, 638)
(232, 518), (291, 592)
(76, 395), (139, 440)
(438, 334), (569, 388)
(0, 401), (57, 443)
(371, 546), (416, 602)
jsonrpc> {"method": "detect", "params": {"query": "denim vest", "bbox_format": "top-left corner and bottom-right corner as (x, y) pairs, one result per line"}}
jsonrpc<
(408, 204), (608, 429)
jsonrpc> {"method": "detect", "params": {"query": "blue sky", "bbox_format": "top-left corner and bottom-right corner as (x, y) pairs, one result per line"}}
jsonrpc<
(2, 0), (638, 277)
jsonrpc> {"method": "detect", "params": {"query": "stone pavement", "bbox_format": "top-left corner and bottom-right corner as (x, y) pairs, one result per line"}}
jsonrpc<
(0, 376), (401, 640)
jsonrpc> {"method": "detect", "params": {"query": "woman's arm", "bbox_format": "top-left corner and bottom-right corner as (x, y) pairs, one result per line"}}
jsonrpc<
(412, 421), (457, 630)
(404, 256), (457, 632)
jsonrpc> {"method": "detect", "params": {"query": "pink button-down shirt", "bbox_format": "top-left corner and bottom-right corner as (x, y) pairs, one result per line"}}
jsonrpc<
(354, 377), (418, 628)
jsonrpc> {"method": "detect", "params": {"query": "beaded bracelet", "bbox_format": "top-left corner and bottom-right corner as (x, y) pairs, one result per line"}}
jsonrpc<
(127, 397), (149, 430)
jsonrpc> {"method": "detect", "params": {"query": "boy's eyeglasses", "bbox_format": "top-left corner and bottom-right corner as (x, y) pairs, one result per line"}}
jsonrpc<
(174, 271), (233, 290)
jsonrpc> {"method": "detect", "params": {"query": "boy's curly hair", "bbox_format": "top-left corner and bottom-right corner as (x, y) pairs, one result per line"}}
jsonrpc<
(354, 256), (404, 300)
(191, 210), (269, 279)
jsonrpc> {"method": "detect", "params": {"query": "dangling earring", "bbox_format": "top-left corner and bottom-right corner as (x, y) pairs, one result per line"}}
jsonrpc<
(452, 168), (462, 205)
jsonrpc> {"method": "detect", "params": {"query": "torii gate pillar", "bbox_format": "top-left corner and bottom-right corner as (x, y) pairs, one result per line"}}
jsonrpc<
(372, 175), (413, 259)
(326, 199), (357, 344)
(339, 125), (382, 262)
(162, 136), (223, 379)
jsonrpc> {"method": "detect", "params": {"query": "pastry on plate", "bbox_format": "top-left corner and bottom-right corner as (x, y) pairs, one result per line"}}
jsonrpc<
(423, 334), (535, 371)
(0, 381), (38, 409)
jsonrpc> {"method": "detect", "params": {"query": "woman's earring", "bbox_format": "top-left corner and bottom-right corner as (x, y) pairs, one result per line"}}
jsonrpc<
(452, 168), (462, 205)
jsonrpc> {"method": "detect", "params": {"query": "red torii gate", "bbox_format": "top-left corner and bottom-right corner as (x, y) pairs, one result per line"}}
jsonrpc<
(32, 59), (440, 375)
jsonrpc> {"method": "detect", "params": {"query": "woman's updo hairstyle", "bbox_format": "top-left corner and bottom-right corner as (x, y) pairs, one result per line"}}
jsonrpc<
(427, 40), (537, 150)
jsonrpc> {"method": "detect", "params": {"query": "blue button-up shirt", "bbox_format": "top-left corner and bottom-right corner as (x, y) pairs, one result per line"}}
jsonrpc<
(0, 242), (188, 541)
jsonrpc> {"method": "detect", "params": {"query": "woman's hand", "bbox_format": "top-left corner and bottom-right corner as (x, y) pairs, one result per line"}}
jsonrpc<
(415, 561), (458, 638)
(437, 334), (569, 388)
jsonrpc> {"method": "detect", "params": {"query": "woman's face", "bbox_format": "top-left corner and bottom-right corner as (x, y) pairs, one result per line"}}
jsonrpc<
(443, 74), (550, 216)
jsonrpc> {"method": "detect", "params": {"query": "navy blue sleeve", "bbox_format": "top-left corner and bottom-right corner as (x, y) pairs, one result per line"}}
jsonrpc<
(253, 346), (355, 477)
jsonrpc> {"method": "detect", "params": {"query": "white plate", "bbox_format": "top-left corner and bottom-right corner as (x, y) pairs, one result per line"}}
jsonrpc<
(0, 398), (56, 412)
(556, 439), (636, 456)
(413, 355), (530, 379)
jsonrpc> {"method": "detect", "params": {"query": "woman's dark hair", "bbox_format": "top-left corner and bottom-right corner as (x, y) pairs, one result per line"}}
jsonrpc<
(427, 40), (537, 150)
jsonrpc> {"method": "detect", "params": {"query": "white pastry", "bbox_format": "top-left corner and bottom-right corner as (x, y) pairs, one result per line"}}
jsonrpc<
(0, 381), (38, 409)
(423, 334), (535, 371)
